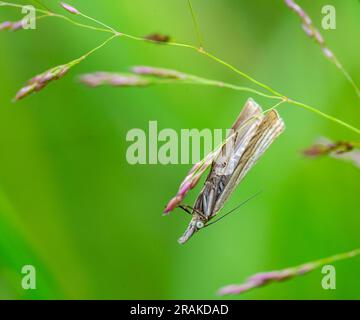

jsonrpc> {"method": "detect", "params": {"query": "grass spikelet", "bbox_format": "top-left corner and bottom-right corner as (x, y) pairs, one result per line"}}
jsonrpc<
(284, 0), (360, 98)
(80, 72), (150, 87)
(163, 154), (215, 215)
(218, 248), (360, 296)
(131, 66), (186, 79)
(303, 138), (360, 169)
(0, 20), (24, 31)
(284, 0), (331, 59)
(14, 64), (70, 101)
(60, 2), (80, 15)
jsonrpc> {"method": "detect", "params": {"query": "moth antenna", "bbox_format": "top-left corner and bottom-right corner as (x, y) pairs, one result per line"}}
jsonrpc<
(205, 190), (263, 228)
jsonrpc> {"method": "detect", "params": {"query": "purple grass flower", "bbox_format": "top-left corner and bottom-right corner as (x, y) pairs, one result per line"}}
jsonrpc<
(249, 271), (284, 284)
(14, 84), (36, 101)
(178, 181), (192, 197)
(14, 64), (70, 101)
(284, 0), (295, 8)
(218, 283), (256, 295)
(284, 0), (334, 62)
(322, 47), (334, 59)
(0, 20), (24, 32)
(164, 196), (182, 214)
(301, 24), (313, 37)
(297, 264), (313, 275)
(131, 66), (187, 80)
(55, 67), (70, 79)
(303, 138), (355, 159)
(82, 73), (108, 86)
(79, 72), (150, 87)
(219, 249), (360, 296)
(0, 21), (12, 30)
(109, 75), (145, 86)
(163, 151), (217, 215)
(314, 30), (325, 45)
(79, 74), (102, 87)
(304, 137), (360, 169)
(284, 0), (307, 20)
(218, 265), (314, 296)
(10, 21), (24, 31)
(60, 2), (80, 15)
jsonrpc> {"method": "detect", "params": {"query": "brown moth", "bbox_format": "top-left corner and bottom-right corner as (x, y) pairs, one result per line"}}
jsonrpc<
(178, 98), (285, 244)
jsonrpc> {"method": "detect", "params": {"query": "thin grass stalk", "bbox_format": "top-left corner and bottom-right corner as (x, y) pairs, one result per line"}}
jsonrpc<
(187, 0), (204, 48)
(219, 248), (360, 296)
(1, 1), (359, 136)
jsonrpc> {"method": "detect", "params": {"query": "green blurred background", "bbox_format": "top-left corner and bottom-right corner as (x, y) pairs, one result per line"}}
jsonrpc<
(0, 0), (359, 299)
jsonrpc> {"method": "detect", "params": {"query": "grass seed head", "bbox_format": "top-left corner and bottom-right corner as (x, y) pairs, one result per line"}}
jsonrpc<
(60, 2), (80, 15)
(131, 66), (186, 80)
(0, 20), (24, 31)
(14, 64), (70, 101)
(80, 72), (150, 87)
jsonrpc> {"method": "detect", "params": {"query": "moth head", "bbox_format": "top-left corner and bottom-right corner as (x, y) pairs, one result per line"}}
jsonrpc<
(178, 216), (206, 244)
(195, 220), (205, 229)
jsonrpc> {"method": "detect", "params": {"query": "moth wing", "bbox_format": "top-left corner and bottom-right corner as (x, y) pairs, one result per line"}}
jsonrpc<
(213, 109), (285, 214)
(193, 99), (263, 217)
(212, 98), (264, 176)
(230, 98), (263, 132)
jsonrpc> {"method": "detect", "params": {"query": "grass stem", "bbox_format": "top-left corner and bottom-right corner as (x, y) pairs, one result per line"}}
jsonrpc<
(2, 1), (360, 136)
(187, 0), (204, 48)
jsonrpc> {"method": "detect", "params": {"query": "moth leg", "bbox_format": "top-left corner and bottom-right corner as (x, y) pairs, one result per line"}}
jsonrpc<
(192, 208), (208, 220)
(178, 205), (193, 216)
(180, 205), (207, 220)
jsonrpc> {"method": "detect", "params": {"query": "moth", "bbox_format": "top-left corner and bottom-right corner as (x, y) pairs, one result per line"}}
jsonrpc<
(178, 98), (285, 244)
